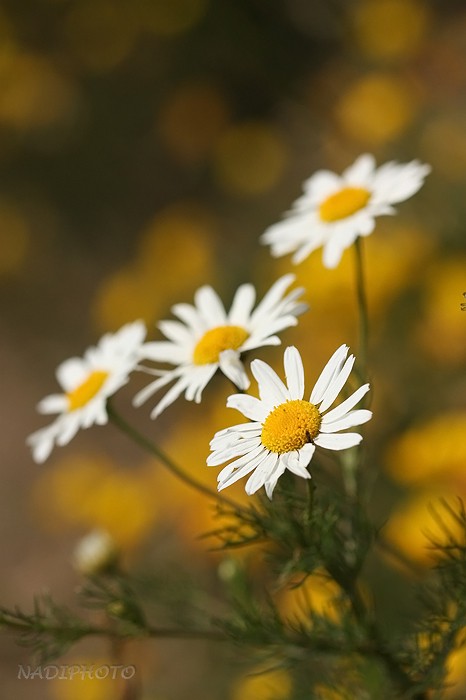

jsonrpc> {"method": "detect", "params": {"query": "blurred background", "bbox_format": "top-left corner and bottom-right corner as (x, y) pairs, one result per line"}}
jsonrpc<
(1, 0), (466, 697)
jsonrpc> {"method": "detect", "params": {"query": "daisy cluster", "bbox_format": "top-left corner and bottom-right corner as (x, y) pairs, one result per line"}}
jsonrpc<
(28, 154), (430, 498)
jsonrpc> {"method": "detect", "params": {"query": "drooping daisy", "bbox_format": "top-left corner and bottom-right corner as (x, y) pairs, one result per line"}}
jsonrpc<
(261, 154), (431, 268)
(134, 275), (307, 418)
(208, 345), (372, 498)
(27, 321), (146, 463)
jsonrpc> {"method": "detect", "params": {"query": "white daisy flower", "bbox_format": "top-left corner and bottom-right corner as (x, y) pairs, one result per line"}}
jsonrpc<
(27, 321), (146, 463)
(261, 154), (431, 268)
(134, 274), (307, 418)
(207, 345), (372, 499)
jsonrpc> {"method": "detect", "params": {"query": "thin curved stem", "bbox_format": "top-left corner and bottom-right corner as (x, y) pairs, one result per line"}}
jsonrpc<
(107, 403), (244, 513)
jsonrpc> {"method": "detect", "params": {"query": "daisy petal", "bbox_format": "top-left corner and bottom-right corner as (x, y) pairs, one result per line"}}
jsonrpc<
(320, 409), (372, 432)
(310, 345), (348, 404)
(228, 283), (256, 325)
(219, 350), (250, 390)
(227, 393), (269, 422)
(251, 358), (289, 406)
(314, 432), (362, 450)
(284, 346), (304, 400)
(245, 452), (280, 496)
(318, 354), (355, 412)
(322, 384), (370, 423)
(194, 286), (227, 325)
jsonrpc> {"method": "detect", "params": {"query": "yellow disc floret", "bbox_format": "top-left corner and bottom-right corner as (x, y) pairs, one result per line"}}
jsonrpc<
(261, 399), (322, 454)
(66, 370), (109, 411)
(319, 186), (371, 223)
(193, 325), (249, 365)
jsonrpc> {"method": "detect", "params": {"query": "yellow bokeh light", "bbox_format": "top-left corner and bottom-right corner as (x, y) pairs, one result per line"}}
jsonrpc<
(276, 571), (343, 628)
(213, 121), (288, 196)
(138, 0), (208, 36)
(158, 82), (230, 163)
(49, 657), (120, 700)
(231, 665), (292, 700)
(444, 644), (466, 698)
(93, 202), (216, 331)
(352, 0), (431, 61)
(31, 454), (160, 548)
(386, 411), (466, 487)
(335, 74), (418, 145)
(416, 257), (466, 364)
(383, 491), (462, 567)
(0, 51), (78, 130)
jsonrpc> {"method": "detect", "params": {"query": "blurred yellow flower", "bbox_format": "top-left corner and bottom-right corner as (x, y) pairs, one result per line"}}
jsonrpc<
(231, 665), (292, 700)
(93, 202), (217, 331)
(335, 74), (418, 146)
(352, 0), (431, 62)
(416, 257), (466, 364)
(276, 571), (343, 629)
(386, 411), (466, 486)
(213, 121), (287, 196)
(31, 454), (160, 548)
(383, 491), (462, 567)
(49, 657), (122, 700)
(0, 50), (78, 130)
(158, 82), (230, 164)
(444, 643), (466, 698)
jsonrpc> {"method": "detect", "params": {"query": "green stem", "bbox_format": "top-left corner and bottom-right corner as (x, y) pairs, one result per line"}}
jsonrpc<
(107, 404), (244, 513)
(354, 237), (369, 387)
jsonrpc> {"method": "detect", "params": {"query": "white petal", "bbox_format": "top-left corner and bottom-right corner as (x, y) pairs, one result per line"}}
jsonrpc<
(226, 394), (269, 422)
(228, 283), (256, 325)
(318, 354), (355, 413)
(150, 374), (193, 418)
(207, 437), (262, 466)
(250, 275), (295, 323)
(301, 170), (342, 202)
(263, 458), (288, 499)
(320, 409), (372, 433)
(27, 424), (58, 464)
(284, 346), (304, 400)
(56, 357), (88, 391)
(55, 413), (81, 446)
(217, 446), (267, 489)
(310, 345), (348, 405)
(219, 350), (250, 390)
(245, 451), (279, 495)
(158, 320), (192, 345)
(342, 153), (376, 184)
(133, 369), (181, 407)
(138, 341), (188, 364)
(171, 303), (205, 334)
(194, 286), (227, 325)
(322, 234), (351, 269)
(250, 358), (289, 406)
(314, 432), (362, 450)
(322, 384), (370, 423)
(37, 394), (68, 414)
(285, 449), (313, 478)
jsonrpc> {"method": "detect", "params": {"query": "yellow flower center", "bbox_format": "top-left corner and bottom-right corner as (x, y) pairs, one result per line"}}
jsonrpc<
(193, 325), (249, 365)
(261, 399), (322, 454)
(319, 186), (371, 223)
(66, 370), (109, 411)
